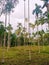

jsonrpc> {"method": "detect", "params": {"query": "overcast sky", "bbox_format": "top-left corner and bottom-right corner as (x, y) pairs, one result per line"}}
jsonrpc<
(0, 0), (47, 32)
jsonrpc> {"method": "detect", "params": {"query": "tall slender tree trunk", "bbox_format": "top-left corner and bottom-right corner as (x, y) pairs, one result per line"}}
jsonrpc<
(0, 38), (2, 47)
(47, 4), (49, 29)
(37, 17), (40, 53)
(48, 23), (49, 30)
(33, 28), (35, 46)
(43, 34), (45, 51)
(2, 13), (7, 63)
(4, 13), (7, 47)
(7, 12), (10, 50)
(8, 30), (10, 48)
(24, 0), (26, 45)
(28, 0), (31, 60)
(47, 3), (49, 11)
(28, 0), (30, 43)
(41, 24), (45, 51)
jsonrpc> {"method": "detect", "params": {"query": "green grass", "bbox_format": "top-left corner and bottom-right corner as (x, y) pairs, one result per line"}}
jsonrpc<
(0, 46), (49, 65)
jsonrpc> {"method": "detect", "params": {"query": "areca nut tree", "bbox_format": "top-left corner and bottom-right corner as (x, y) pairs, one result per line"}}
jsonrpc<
(0, 0), (7, 48)
(28, 0), (30, 43)
(16, 23), (22, 46)
(17, 23), (22, 36)
(41, 0), (49, 30)
(3, 0), (19, 48)
(32, 3), (42, 53)
(0, 21), (5, 47)
(7, 24), (13, 50)
(29, 23), (35, 45)
(43, 12), (49, 30)
(41, 0), (49, 11)
(1, 0), (19, 47)
(23, 0), (26, 45)
(33, 4), (42, 18)
(4, 0), (19, 24)
(28, 0), (32, 61)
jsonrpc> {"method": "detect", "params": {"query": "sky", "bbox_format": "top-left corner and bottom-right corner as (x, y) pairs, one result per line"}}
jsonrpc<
(0, 0), (48, 32)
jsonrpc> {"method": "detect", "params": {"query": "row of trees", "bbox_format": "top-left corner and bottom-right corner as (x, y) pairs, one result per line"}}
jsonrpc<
(0, 0), (19, 48)
(0, 20), (49, 47)
(0, 0), (49, 47)
(0, 0), (49, 61)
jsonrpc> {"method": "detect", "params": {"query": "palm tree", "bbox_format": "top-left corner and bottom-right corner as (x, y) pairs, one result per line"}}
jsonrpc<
(0, 0), (4, 16)
(38, 30), (44, 43)
(4, 11), (7, 47)
(32, 3), (42, 53)
(23, 0), (26, 45)
(29, 23), (35, 45)
(0, 21), (5, 47)
(17, 23), (22, 36)
(24, 0), (26, 45)
(28, 0), (30, 43)
(1, 0), (18, 47)
(44, 12), (49, 30)
(7, 24), (13, 50)
(41, 0), (49, 30)
(0, 0), (17, 63)
(39, 16), (45, 29)
(28, 0), (32, 61)
(4, 0), (19, 48)
(33, 4), (42, 18)
(28, 0), (31, 60)
(22, 27), (28, 45)
(0, 21), (6, 63)
(0, 1), (7, 63)
(1, 0), (8, 48)
(38, 30), (45, 49)
(41, 0), (49, 11)
(5, 0), (19, 23)
(33, 4), (42, 34)
(29, 23), (35, 36)
(0, 1), (6, 48)
(16, 23), (22, 45)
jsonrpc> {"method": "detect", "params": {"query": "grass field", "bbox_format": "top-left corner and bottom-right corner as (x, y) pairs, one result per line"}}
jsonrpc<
(0, 46), (49, 65)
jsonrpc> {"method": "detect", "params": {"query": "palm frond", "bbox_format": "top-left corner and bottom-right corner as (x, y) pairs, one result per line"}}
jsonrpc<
(32, 3), (42, 16)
